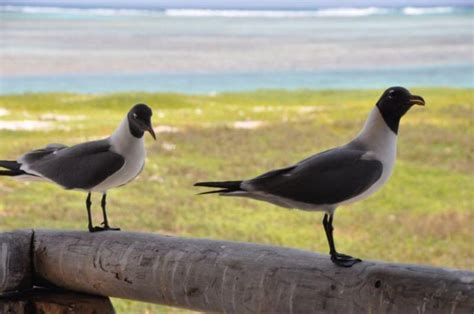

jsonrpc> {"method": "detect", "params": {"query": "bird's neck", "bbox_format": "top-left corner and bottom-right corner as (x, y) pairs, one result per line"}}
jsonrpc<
(353, 107), (398, 155)
(109, 117), (144, 154)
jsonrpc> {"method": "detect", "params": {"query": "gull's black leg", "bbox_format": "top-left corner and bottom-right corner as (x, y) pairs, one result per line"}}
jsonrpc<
(100, 193), (120, 231)
(100, 193), (109, 228)
(86, 193), (94, 232)
(322, 213), (361, 267)
(86, 193), (113, 233)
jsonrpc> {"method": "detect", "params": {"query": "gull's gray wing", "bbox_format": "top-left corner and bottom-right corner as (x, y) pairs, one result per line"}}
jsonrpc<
(244, 147), (383, 205)
(19, 144), (68, 164)
(20, 140), (124, 190)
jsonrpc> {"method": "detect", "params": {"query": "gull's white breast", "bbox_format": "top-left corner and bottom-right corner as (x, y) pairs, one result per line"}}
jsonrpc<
(91, 118), (146, 193)
(335, 107), (397, 207)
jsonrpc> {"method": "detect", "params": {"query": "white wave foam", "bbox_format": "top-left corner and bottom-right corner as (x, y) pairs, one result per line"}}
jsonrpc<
(1, 5), (459, 18)
(403, 6), (454, 15)
(0, 5), (162, 17)
(164, 7), (391, 18)
(312, 7), (391, 17)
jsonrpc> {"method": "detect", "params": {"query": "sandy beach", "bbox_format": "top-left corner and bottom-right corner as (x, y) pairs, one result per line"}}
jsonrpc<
(1, 11), (472, 76)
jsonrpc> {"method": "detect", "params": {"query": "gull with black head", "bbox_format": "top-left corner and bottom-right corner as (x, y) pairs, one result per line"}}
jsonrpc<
(0, 104), (156, 232)
(195, 87), (425, 267)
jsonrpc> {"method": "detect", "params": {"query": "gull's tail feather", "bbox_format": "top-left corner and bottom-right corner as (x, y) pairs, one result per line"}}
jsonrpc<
(0, 160), (26, 176)
(0, 170), (25, 176)
(194, 180), (243, 195)
(0, 160), (21, 170)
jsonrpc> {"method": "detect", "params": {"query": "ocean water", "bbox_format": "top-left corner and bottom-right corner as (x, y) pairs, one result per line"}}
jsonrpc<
(0, 5), (473, 94)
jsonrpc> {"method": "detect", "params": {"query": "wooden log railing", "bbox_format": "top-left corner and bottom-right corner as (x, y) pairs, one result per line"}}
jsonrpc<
(0, 229), (473, 313)
(0, 288), (115, 314)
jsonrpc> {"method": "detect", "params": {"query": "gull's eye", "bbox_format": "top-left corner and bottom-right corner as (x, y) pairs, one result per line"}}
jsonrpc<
(388, 90), (396, 99)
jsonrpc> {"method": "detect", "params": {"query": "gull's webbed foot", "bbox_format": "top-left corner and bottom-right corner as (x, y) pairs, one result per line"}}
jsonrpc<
(89, 226), (105, 232)
(88, 225), (121, 232)
(104, 226), (121, 231)
(100, 221), (121, 231)
(330, 252), (362, 267)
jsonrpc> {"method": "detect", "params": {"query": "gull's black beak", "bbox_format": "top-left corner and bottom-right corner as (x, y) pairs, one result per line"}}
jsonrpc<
(146, 122), (156, 140)
(409, 95), (425, 106)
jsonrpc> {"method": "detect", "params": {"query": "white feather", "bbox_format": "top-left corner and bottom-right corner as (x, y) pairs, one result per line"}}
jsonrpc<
(335, 106), (397, 206)
(91, 117), (146, 193)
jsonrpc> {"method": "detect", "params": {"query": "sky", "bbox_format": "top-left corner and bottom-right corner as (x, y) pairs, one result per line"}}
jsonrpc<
(1, 0), (473, 9)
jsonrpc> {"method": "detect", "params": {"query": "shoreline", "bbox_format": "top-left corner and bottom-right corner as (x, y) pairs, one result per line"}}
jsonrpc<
(1, 87), (473, 98)
(1, 65), (473, 95)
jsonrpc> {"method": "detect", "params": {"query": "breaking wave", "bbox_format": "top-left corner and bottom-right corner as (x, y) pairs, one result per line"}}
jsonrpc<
(164, 7), (390, 18)
(402, 6), (454, 15)
(0, 5), (465, 18)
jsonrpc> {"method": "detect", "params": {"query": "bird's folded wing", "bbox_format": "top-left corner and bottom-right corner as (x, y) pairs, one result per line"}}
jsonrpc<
(245, 148), (383, 205)
(20, 140), (125, 190)
(250, 165), (298, 180)
(19, 143), (68, 165)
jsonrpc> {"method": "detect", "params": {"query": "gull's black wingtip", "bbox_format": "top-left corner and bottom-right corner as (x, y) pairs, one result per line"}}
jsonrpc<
(194, 180), (243, 195)
(0, 160), (26, 176)
(0, 160), (21, 170)
(0, 170), (26, 176)
(194, 180), (242, 188)
(196, 189), (231, 195)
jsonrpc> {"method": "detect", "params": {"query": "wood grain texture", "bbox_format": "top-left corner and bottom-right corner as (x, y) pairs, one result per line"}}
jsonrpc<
(0, 230), (33, 293)
(31, 229), (474, 314)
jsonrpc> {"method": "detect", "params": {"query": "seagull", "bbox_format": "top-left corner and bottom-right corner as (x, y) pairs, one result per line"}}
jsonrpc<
(0, 104), (156, 232)
(195, 87), (425, 267)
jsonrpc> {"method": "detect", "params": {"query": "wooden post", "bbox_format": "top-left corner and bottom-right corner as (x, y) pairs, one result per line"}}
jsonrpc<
(29, 229), (474, 313)
(0, 288), (115, 313)
(0, 230), (33, 292)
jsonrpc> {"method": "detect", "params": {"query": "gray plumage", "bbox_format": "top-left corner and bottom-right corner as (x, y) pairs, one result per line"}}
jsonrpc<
(244, 145), (383, 206)
(19, 140), (124, 190)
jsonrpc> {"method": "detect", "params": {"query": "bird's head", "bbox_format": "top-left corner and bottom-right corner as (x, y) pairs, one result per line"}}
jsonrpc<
(127, 104), (156, 140)
(376, 86), (425, 134)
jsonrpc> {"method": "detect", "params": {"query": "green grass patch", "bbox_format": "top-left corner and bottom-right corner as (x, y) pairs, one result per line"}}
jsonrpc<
(1, 88), (473, 313)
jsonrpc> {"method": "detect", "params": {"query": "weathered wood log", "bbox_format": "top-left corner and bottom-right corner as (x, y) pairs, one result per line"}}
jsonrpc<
(0, 230), (33, 293)
(0, 288), (115, 314)
(28, 229), (474, 314)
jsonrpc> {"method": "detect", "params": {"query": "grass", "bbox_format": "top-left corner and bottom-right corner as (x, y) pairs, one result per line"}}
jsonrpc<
(0, 88), (473, 313)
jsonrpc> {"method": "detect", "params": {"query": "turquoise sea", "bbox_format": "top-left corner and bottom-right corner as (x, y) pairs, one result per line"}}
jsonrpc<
(0, 5), (473, 94)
